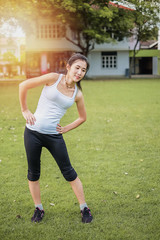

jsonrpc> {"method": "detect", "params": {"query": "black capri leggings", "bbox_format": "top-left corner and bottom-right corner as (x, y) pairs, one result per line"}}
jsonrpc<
(24, 127), (77, 182)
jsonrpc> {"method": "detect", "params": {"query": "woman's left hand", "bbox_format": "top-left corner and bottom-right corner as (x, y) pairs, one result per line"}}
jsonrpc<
(56, 124), (66, 134)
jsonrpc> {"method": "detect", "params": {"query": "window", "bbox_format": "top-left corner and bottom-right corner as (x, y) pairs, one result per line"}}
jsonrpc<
(52, 24), (56, 38)
(45, 25), (48, 38)
(101, 52), (117, 69)
(49, 25), (52, 38)
(37, 24), (65, 39)
(41, 25), (44, 38)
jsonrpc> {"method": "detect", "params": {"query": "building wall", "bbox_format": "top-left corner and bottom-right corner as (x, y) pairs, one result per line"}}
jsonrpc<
(94, 38), (130, 51)
(158, 28), (160, 75)
(26, 19), (131, 78)
(128, 35), (140, 51)
(26, 51), (73, 77)
(153, 57), (158, 75)
(158, 29), (160, 50)
(26, 20), (80, 52)
(158, 57), (160, 75)
(26, 37), (80, 52)
(87, 51), (129, 78)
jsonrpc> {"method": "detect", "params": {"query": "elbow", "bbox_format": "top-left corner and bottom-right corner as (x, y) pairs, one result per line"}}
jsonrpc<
(19, 82), (22, 93)
(19, 81), (28, 92)
(81, 115), (87, 123)
(84, 116), (87, 122)
(19, 81), (24, 90)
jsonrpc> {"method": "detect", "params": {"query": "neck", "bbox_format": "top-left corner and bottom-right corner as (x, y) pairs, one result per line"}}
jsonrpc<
(65, 75), (75, 89)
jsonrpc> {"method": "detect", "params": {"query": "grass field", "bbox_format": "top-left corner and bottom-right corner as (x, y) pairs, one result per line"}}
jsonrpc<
(0, 79), (160, 240)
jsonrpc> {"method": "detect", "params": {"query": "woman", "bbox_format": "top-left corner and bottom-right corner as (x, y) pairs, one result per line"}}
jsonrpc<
(19, 53), (93, 223)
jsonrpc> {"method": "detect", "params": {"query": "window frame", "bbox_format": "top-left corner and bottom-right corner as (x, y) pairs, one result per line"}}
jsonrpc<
(36, 23), (65, 39)
(101, 51), (117, 69)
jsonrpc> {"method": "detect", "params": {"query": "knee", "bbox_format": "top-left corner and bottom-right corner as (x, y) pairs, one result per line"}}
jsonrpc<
(27, 170), (40, 181)
(61, 167), (77, 182)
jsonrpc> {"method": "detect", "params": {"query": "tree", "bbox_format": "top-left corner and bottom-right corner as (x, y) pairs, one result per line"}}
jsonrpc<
(0, 0), (135, 56)
(123, 0), (160, 74)
(0, 0), (159, 59)
(2, 51), (18, 76)
(56, 0), (134, 56)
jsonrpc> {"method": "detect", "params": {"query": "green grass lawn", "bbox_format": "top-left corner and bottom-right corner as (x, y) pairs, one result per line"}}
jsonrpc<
(0, 79), (160, 240)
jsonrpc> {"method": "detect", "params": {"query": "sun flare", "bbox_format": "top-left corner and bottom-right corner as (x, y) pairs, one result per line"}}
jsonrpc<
(0, 22), (25, 38)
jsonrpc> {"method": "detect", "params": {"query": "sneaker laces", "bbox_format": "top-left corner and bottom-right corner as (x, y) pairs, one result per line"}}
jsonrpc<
(33, 207), (42, 218)
(82, 207), (91, 216)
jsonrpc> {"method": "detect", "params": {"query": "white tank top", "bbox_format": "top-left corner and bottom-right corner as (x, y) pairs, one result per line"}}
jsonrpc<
(26, 74), (78, 134)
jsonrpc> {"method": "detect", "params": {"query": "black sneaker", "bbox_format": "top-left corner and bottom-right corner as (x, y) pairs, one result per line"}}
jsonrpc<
(31, 207), (45, 223)
(81, 207), (93, 223)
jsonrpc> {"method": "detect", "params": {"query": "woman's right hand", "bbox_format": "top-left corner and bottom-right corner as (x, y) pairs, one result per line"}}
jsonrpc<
(22, 109), (36, 125)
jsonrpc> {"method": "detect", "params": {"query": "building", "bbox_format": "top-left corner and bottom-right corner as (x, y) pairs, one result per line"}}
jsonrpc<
(25, 2), (160, 79)
(87, 39), (130, 79)
(129, 38), (160, 76)
(26, 17), (133, 79)
(26, 21), (77, 77)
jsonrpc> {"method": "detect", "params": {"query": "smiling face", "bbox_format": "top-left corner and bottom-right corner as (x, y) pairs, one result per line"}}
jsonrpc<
(67, 60), (87, 83)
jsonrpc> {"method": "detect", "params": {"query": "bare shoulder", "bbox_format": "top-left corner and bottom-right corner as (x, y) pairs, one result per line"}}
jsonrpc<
(75, 89), (84, 102)
(19, 72), (60, 89)
(45, 72), (59, 86)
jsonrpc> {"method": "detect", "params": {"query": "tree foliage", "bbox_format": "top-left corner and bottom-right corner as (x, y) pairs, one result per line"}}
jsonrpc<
(3, 51), (18, 63)
(56, 0), (134, 55)
(0, 0), (160, 58)
(119, 0), (160, 74)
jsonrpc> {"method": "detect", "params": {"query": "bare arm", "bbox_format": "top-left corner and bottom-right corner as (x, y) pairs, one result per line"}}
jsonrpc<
(56, 90), (87, 134)
(19, 72), (59, 125)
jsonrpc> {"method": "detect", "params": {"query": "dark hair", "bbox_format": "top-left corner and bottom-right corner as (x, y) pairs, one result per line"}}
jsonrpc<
(67, 53), (90, 91)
